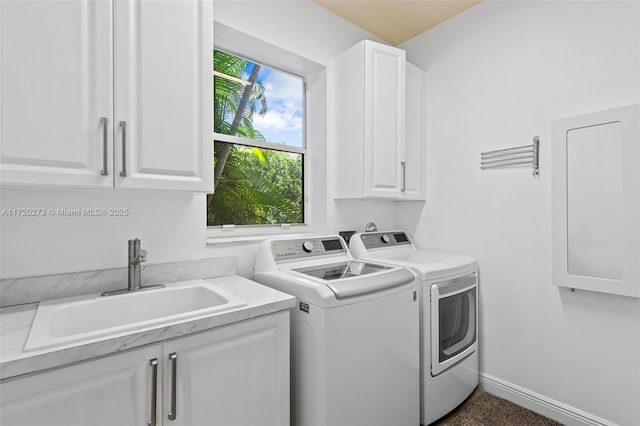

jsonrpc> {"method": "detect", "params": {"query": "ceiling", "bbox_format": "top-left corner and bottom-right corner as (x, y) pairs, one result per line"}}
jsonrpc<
(314, 0), (482, 46)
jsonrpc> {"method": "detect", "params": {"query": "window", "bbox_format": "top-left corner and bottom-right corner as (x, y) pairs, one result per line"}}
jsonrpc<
(208, 49), (306, 227)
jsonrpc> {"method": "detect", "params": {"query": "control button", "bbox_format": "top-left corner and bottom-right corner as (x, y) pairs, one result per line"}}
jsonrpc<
(302, 241), (314, 253)
(381, 234), (391, 244)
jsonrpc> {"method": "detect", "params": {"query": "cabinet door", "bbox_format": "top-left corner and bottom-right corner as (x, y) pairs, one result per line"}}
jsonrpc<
(114, 0), (213, 192)
(363, 40), (406, 198)
(163, 311), (290, 426)
(0, 0), (113, 188)
(403, 62), (426, 200)
(0, 344), (162, 426)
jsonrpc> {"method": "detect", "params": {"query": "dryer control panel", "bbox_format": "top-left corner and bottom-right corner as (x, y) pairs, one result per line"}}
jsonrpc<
(359, 232), (413, 249)
(272, 237), (347, 261)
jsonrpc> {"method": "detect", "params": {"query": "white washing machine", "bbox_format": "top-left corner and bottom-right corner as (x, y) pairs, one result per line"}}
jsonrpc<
(254, 235), (420, 426)
(349, 230), (479, 425)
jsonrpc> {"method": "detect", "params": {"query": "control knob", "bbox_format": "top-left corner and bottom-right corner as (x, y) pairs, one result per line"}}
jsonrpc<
(381, 234), (391, 244)
(302, 241), (314, 253)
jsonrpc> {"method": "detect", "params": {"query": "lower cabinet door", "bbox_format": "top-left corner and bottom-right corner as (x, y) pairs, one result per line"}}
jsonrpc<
(0, 343), (162, 426)
(163, 311), (290, 426)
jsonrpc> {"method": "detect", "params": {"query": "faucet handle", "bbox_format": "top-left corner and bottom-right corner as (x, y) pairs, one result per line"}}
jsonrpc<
(138, 249), (147, 262)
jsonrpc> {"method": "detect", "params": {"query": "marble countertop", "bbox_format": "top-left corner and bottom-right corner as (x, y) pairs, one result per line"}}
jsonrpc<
(0, 275), (295, 379)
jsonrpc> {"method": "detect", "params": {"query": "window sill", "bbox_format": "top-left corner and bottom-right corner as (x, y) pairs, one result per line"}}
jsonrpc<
(206, 225), (315, 246)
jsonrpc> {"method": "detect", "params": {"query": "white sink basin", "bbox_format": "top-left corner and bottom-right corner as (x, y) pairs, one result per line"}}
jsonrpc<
(24, 279), (247, 351)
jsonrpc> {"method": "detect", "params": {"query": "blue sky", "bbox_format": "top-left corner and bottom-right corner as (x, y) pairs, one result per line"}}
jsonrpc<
(244, 64), (304, 148)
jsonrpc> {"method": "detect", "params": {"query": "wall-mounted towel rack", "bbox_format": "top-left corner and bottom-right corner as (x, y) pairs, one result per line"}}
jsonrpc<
(481, 136), (540, 176)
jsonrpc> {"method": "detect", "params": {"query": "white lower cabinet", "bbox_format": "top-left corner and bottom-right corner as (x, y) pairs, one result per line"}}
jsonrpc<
(0, 312), (290, 426)
(165, 311), (290, 426)
(0, 343), (162, 426)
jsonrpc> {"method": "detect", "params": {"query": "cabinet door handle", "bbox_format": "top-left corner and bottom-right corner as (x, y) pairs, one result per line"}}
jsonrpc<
(119, 121), (127, 177)
(168, 352), (177, 421)
(401, 161), (406, 192)
(100, 117), (109, 176)
(148, 358), (158, 426)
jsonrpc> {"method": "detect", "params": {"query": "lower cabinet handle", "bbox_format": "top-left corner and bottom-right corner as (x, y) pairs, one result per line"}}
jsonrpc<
(148, 359), (158, 426)
(401, 161), (406, 192)
(168, 353), (177, 421)
(119, 121), (127, 177)
(100, 117), (108, 176)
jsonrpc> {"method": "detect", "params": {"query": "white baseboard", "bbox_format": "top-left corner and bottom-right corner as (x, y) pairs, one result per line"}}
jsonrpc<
(479, 373), (616, 426)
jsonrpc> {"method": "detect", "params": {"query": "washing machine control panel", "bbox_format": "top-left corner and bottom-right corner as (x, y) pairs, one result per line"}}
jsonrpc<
(272, 237), (347, 261)
(359, 232), (412, 249)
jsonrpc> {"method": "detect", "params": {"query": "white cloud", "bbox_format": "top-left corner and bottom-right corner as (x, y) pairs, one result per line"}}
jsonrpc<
(254, 110), (300, 132)
(262, 71), (303, 103)
(252, 68), (304, 144)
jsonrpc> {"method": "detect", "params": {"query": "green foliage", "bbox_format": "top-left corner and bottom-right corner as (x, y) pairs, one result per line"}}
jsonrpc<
(208, 50), (304, 226)
(213, 50), (267, 139)
(208, 144), (303, 225)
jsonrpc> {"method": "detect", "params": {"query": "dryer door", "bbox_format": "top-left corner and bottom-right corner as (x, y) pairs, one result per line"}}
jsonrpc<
(430, 272), (477, 376)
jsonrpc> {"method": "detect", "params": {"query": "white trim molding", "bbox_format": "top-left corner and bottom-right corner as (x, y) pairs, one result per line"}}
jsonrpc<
(479, 373), (617, 426)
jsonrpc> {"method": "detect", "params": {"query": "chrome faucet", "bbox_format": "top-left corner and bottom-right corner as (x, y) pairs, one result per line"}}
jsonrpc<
(128, 238), (147, 291)
(102, 238), (163, 296)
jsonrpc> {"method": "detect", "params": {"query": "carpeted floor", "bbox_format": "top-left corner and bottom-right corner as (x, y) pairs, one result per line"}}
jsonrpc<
(433, 391), (563, 426)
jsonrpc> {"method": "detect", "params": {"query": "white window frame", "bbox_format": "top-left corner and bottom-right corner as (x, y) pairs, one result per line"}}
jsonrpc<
(207, 24), (325, 243)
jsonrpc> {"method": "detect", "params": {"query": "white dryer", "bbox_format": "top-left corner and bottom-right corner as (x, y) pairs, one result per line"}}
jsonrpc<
(254, 235), (419, 426)
(349, 230), (478, 425)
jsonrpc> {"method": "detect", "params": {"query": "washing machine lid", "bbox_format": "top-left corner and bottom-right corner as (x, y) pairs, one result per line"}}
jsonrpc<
(292, 261), (414, 299)
(350, 231), (477, 281)
(294, 260), (390, 280)
(365, 251), (477, 281)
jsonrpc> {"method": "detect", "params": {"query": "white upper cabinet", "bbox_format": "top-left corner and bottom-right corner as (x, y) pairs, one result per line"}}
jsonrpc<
(364, 41), (406, 198)
(114, 0), (212, 191)
(333, 40), (425, 200)
(333, 40), (406, 199)
(403, 61), (427, 200)
(0, 0), (114, 188)
(0, 0), (213, 192)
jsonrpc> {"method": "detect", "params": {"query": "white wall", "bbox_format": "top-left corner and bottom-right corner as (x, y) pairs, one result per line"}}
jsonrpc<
(0, 188), (207, 277)
(399, 1), (640, 424)
(0, 0), (394, 279)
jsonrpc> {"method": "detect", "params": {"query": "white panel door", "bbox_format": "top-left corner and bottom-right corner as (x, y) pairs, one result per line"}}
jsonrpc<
(0, 344), (162, 426)
(0, 0), (113, 188)
(403, 62), (426, 200)
(163, 312), (290, 426)
(114, 0), (213, 192)
(364, 40), (405, 198)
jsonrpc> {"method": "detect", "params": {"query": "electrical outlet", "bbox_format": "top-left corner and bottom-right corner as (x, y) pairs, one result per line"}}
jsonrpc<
(338, 230), (356, 244)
